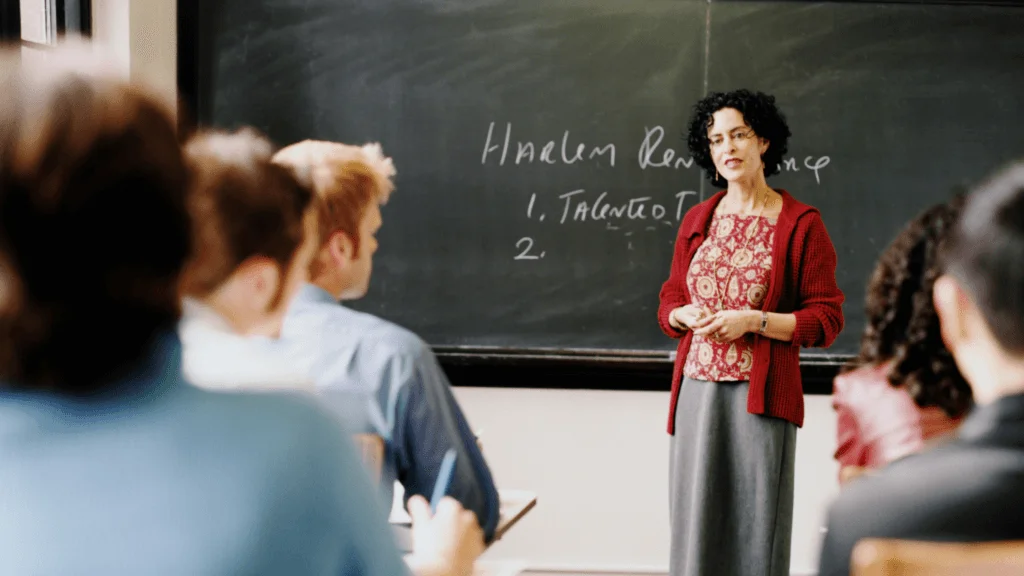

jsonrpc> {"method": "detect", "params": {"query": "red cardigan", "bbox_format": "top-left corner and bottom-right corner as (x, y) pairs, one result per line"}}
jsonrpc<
(658, 190), (844, 432)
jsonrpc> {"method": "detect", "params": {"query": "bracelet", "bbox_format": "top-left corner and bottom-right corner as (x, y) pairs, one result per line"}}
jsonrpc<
(759, 311), (769, 335)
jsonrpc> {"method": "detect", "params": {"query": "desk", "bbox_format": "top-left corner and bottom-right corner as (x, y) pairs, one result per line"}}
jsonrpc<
(467, 559), (528, 576)
(390, 485), (537, 551)
(403, 557), (528, 576)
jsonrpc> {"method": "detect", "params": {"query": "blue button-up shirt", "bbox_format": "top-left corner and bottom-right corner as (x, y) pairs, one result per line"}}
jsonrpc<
(281, 284), (500, 541)
(0, 333), (410, 576)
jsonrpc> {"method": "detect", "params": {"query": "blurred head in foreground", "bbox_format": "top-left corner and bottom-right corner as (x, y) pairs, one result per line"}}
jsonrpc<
(179, 128), (316, 337)
(0, 44), (189, 394)
(935, 162), (1024, 404)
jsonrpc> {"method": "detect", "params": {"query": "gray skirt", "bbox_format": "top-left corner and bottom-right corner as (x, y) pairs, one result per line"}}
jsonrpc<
(669, 377), (796, 576)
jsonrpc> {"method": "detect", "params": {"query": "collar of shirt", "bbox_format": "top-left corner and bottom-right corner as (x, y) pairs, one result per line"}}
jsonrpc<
(957, 392), (1024, 445)
(293, 284), (339, 306)
(0, 330), (185, 421)
(178, 298), (312, 392)
(180, 297), (234, 334)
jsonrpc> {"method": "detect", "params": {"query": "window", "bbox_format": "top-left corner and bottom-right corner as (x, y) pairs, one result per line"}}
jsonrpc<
(1, 0), (91, 64)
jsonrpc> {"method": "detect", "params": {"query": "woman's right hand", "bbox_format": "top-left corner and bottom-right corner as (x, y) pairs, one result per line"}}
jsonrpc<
(671, 305), (713, 331)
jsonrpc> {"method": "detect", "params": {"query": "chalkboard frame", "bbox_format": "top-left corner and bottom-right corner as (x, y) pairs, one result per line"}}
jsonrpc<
(718, 0), (1023, 4)
(174, 0), (1024, 122)
(174, 0), (1024, 391)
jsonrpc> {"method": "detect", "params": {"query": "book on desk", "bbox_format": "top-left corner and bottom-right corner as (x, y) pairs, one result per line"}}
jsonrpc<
(389, 483), (537, 551)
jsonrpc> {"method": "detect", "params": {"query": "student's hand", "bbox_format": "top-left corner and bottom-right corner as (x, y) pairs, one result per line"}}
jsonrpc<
(693, 310), (757, 342)
(671, 305), (714, 331)
(839, 465), (870, 485)
(406, 495), (484, 576)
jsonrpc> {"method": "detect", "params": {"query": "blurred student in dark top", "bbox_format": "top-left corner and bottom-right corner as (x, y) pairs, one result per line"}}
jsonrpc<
(819, 162), (1024, 575)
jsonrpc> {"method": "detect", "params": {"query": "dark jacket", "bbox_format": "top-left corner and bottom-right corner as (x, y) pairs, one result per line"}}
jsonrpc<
(819, 393), (1024, 576)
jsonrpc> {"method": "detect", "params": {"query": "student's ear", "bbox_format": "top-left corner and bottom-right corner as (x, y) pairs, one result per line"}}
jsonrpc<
(934, 274), (967, 351)
(327, 231), (357, 268)
(236, 257), (282, 313)
(758, 137), (769, 157)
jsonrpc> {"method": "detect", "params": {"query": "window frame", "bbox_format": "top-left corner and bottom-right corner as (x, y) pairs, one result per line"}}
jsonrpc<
(0, 0), (91, 45)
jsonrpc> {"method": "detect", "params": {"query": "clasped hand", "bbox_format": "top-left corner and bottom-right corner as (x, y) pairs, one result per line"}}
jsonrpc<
(673, 305), (756, 343)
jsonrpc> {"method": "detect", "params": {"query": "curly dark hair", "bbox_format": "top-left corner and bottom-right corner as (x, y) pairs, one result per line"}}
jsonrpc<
(685, 90), (792, 188)
(846, 195), (973, 418)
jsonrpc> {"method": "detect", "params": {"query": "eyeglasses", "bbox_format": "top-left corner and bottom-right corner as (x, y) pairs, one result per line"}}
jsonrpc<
(708, 129), (757, 148)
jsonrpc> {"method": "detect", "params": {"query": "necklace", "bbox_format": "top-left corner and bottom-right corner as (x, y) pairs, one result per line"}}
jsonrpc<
(709, 189), (770, 312)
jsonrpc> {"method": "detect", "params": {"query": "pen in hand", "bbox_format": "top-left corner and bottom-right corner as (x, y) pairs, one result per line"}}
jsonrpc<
(430, 449), (458, 514)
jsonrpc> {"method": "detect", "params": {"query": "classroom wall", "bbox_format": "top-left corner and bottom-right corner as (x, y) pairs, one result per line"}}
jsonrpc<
(455, 388), (840, 576)
(91, 0), (177, 109)
(91, 4), (841, 574)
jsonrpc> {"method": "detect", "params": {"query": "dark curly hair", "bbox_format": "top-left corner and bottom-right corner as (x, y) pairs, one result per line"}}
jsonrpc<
(845, 195), (973, 418)
(685, 90), (792, 188)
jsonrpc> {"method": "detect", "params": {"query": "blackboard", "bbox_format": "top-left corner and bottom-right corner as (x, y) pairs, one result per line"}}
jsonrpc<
(192, 0), (1024, 360)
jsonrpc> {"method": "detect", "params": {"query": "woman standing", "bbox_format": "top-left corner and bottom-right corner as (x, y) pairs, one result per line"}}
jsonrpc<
(833, 198), (971, 485)
(658, 90), (844, 576)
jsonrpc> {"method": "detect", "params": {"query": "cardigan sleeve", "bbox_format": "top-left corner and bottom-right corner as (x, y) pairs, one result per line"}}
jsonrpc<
(658, 218), (695, 339)
(791, 212), (845, 348)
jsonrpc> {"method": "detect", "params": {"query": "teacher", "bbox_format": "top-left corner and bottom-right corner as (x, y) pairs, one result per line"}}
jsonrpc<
(658, 89), (844, 576)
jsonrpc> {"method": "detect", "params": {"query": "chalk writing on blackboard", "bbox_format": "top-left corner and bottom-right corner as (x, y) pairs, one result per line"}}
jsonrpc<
(482, 122), (617, 167)
(482, 121), (830, 184)
(479, 122), (830, 260)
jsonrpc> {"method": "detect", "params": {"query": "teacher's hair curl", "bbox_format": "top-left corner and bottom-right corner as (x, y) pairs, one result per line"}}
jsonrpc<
(845, 195), (972, 419)
(685, 90), (791, 187)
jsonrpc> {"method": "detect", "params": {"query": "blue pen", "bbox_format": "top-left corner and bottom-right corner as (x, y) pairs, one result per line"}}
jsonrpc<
(430, 449), (458, 514)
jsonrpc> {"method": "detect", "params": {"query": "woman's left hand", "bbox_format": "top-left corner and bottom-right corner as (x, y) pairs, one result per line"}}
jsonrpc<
(692, 310), (757, 343)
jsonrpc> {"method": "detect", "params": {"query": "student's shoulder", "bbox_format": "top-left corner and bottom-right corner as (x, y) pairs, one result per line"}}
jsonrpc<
(187, 387), (350, 451)
(827, 439), (998, 534)
(305, 301), (417, 343)
(344, 309), (431, 360)
(832, 364), (900, 409)
(184, 388), (384, 525)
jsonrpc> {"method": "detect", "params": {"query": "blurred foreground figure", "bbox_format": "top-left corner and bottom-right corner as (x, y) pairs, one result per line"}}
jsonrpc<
(0, 45), (477, 576)
(819, 162), (1024, 575)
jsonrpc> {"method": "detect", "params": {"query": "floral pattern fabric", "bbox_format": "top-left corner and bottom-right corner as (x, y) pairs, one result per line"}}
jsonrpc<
(683, 213), (776, 382)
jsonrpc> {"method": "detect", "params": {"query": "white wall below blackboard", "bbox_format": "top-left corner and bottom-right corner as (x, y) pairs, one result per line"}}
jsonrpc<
(454, 387), (840, 576)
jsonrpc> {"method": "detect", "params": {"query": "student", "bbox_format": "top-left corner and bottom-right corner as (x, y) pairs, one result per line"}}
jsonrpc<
(177, 128), (318, 390)
(0, 47), (476, 576)
(818, 163), (1024, 575)
(272, 140), (501, 541)
(832, 197), (970, 484)
(178, 128), (486, 576)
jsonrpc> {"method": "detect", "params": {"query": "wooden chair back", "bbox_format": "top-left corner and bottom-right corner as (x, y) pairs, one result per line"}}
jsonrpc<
(852, 538), (1024, 576)
(352, 433), (385, 484)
